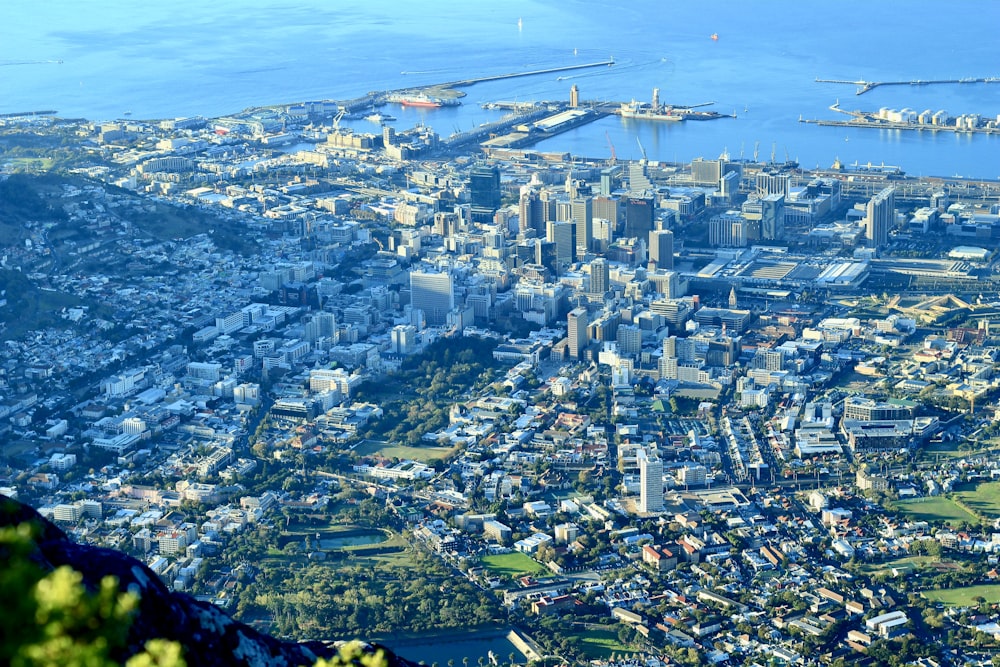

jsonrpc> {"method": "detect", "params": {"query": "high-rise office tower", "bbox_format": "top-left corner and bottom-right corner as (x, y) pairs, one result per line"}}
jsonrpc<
(519, 188), (544, 237)
(691, 157), (724, 187)
(638, 448), (664, 513)
(624, 196), (654, 240)
(594, 195), (621, 230)
(593, 218), (614, 253)
(616, 324), (641, 356)
(648, 229), (674, 270)
(865, 186), (895, 249)
(567, 307), (589, 359)
(571, 195), (593, 259)
(600, 168), (617, 196)
(589, 257), (609, 296)
(539, 189), (559, 223)
(547, 220), (577, 270)
(410, 269), (454, 326)
(514, 240), (537, 268)
(628, 162), (652, 192)
(760, 193), (786, 240)
(469, 164), (501, 223)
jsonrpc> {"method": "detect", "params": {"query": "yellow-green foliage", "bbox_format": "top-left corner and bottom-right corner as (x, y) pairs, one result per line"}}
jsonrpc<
(1, 522), (387, 667)
(0, 523), (181, 667)
(315, 642), (387, 667)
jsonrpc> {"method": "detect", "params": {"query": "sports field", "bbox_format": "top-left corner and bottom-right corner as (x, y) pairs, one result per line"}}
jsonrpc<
(480, 552), (547, 578)
(923, 584), (1000, 607)
(954, 481), (1000, 519)
(892, 497), (978, 526)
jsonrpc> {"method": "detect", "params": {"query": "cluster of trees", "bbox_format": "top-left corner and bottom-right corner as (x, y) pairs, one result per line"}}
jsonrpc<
(248, 550), (500, 637)
(356, 337), (500, 445)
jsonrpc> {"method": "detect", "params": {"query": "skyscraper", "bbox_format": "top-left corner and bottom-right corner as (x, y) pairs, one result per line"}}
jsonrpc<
(600, 168), (617, 196)
(410, 269), (454, 327)
(638, 448), (664, 513)
(865, 186), (895, 250)
(593, 195), (621, 228)
(519, 188), (544, 237)
(589, 257), (609, 297)
(760, 193), (786, 241)
(567, 307), (589, 360)
(624, 196), (654, 240)
(547, 220), (577, 270)
(571, 195), (593, 259)
(469, 164), (501, 223)
(648, 229), (674, 270)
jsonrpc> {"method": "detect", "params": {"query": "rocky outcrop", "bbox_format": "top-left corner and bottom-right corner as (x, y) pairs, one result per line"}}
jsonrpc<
(0, 495), (417, 667)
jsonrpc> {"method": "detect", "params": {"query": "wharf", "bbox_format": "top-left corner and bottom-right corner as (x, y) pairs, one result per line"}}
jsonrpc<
(0, 109), (58, 118)
(799, 116), (1000, 135)
(816, 76), (1000, 95)
(479, 106), (609, 151)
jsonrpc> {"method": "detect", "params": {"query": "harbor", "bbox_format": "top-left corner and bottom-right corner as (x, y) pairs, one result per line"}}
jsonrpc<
(800, 100), (1000, 135)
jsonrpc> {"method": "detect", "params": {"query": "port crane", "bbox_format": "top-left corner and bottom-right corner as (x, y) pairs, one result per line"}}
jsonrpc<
(605, 131), (617, 165)
(332, 108), (346, 132)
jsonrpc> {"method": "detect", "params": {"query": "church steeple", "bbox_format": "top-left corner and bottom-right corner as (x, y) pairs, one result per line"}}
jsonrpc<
(729, 285), (738, 309)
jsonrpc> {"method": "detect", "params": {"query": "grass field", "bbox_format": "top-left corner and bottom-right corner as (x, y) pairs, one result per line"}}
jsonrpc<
(854, 555), (968, 577)
(922, 584), (1000, 607)
(567, 628), (634, 660)
(921, 441), (1000, 461)
(353, 439), (457, 463)
(893, 497), (979, 526)
(480, 552), (547, 578)
(7, 157), (54, 170)
(955, 481), (1000, 519)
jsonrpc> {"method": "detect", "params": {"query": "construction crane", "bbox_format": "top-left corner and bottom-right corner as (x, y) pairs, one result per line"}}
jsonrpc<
(636, 136), (647, 162)
(605, 130), (617, 165)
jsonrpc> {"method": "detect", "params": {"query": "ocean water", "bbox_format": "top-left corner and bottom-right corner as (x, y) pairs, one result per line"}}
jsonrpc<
(3, 0), (1000, 178)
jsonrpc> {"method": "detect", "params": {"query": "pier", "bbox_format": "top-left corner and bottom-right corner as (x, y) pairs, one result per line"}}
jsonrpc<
(799, 116), (1000, 136)
(816, 76), (1000, 95)
(432, 60), (615, 90)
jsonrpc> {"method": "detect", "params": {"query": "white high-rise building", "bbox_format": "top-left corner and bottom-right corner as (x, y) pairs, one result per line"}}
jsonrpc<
(567, 307), (589, 359)
(865, 186), (895, 250)
(410, 269), (454, 327)
(391, 324), (417, 354)
(638, 448), (664, 513)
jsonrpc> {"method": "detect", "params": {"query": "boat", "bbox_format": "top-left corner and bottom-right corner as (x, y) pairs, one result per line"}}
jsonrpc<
(386, 92), (460, 108)
(364, 112), (396, 124)
(619, 100), (683, 121)
(618, 100), (730, 122)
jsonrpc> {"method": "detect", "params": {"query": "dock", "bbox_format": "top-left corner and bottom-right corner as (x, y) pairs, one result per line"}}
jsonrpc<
(816, 76), (1000, 96)
(799, 116), (1000, 136)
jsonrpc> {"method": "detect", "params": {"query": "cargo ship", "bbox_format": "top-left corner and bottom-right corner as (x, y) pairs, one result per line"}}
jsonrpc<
(619, 101), (683, 121)
(386, 92), (460, 108)
(618, 99), (731, 122)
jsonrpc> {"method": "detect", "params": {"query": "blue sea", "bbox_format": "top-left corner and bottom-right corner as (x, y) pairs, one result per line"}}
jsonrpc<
(3, 0), (1000, 179)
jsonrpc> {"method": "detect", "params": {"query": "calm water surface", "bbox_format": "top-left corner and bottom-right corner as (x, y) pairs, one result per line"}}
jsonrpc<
(3, 1), (999, 177)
